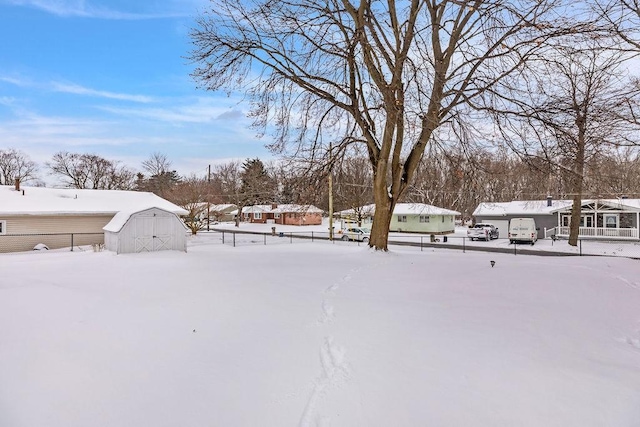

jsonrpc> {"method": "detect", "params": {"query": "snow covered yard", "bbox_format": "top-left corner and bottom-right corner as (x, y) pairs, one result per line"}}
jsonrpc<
(1, 242), (640, 426)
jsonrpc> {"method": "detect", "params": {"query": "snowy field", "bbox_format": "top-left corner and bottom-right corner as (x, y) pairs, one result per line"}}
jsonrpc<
(212, 220), (640, 258)
(1, 240), (640, 426)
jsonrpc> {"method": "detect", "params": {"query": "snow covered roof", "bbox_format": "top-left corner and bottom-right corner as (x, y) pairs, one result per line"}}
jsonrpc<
(338, 203), (460, 216)
(231, 204), (324, 215)
(0, 185), (188, 216)
(103, 207), (188, 233)
(209, 204), (236, 211)
(473, 199), (640, 216)
(393, 203), (461, 216)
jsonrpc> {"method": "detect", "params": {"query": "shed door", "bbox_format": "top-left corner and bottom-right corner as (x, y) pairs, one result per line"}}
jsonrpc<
(134, 214), (174, 252)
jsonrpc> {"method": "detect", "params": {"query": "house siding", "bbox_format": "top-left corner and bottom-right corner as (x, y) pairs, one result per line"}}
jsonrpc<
(0, 214), (111, 253)
(389, 214), (455, 233)
(282, 212), (322, 225)
(475, 214), (555, 239)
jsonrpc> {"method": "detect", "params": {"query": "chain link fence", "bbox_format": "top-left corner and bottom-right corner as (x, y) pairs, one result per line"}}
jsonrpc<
(0, 233), (104, 253)
(193, 229), (640, 259)
(2, 230), (639, 259)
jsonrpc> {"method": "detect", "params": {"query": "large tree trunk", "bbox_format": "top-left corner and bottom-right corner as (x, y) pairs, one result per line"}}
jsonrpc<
(568, 137), (585, 247)
(568, 192), (581, 246)
(369, 168), (395, 250)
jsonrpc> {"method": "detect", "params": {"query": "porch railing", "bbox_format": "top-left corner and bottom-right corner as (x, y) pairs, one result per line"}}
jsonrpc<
(556, 226), (639, 239)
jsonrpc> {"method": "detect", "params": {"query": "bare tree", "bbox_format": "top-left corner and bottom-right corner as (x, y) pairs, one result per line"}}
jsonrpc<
(166, 175), (209, 234)
(136, 153), (181, 198)
(213, 161), (245, 227)
(48, 152), (136, 190)
(141, 152), (172, 176)
(333, 156), (373, 225)
(596, 0), (640, 51)
(190, 0), (588, 250)
(486, 45), (640, 245)
(0, 148), (38, 185)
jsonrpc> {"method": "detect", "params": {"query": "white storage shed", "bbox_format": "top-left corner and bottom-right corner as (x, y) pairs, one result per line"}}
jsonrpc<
(103, 207), (189, 254)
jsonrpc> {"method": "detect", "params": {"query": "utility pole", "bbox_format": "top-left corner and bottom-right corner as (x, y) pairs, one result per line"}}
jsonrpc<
(207, 164), (211, 232)
(328, 142), (334, 240)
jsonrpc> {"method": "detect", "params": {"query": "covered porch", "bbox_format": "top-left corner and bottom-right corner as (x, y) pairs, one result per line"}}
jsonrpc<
(547, 199), (640, 240)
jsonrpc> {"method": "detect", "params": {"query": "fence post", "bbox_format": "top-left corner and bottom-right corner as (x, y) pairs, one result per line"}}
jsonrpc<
(311, 231), (314, 242)
(463, 237), (465, 253)
(290, 232), (293, 244)
(421, 236), (423, 251)
(71, 233), (74, 251)
(264, 234), (266, 245)
(222, 231), (225, 244)
(514, 241), (517, 256)
(233, 232), (236, 247)
(579, 239), (582, 256)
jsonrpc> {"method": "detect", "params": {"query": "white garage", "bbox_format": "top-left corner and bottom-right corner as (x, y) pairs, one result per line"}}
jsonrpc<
(103, 207), (189, 254)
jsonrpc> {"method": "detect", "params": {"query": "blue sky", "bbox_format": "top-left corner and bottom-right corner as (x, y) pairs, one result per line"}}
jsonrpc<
(0, 0), (272, 181)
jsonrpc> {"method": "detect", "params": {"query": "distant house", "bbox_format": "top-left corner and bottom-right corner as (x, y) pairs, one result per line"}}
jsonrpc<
(208, 204), (237, 223)
(232, 204), (324, 226)
(338, 203), (460, 234)
(0, 183), (187, 253)
(473, 197), (640, 240)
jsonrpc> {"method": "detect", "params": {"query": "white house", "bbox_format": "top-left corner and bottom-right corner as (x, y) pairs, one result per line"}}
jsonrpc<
(338, 203), (460, 233)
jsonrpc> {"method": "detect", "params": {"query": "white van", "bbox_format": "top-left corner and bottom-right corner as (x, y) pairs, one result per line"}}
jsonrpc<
(508, 218), (538, 245)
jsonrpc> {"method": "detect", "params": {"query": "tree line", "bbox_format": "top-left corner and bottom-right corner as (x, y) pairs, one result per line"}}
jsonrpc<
(3, 147), (639, 233)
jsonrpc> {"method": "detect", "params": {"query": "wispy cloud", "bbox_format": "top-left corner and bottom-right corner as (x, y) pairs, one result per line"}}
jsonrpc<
(0, 75), (31, 86)
(51, 82), (156, 103)
(97, 98), (247, 124)
(0, 96), (17, 107)
(2, 0), (191, 20)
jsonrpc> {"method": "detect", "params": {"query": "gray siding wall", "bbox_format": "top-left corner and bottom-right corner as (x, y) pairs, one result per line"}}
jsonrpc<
(476, 214), (556, 239)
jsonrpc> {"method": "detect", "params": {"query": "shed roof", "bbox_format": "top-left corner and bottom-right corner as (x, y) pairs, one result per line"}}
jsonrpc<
(103, 207), (188, 233)
(0, 185), (188, 216)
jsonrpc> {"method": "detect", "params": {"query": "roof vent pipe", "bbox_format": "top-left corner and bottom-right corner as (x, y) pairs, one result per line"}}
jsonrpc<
(546, 195), (552, 207)
(15, 178), (20, 192)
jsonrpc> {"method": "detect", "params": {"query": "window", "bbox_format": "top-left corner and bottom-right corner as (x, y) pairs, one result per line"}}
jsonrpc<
(419, 215), (430, 223)
(0, 220), (5, 235)
(442, 216), (445, 223)
(561, 215), (570, 227)
(254, 212), (262, 220)
(397, 215), (407, 223)
(274, 213), (280, 219)
(604, 214), (618, 228)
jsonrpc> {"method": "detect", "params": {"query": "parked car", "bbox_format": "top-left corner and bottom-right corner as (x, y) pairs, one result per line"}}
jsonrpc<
(508, 218), (538, 245)
(341, 227), (371, 242)
(467, 223), (499, 241)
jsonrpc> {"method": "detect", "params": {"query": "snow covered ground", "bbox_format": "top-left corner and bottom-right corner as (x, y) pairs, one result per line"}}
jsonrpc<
(1, 241), (640, 426)
(212, 220), (640, 258)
